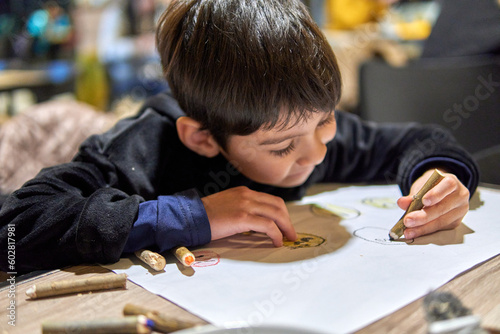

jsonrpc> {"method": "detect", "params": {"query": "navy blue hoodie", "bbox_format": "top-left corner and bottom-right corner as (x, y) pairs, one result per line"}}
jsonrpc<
(0, 91), (479, 273)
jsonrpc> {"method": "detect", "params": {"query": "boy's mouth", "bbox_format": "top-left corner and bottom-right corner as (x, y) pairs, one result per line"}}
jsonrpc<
(288, 166), (315, 180)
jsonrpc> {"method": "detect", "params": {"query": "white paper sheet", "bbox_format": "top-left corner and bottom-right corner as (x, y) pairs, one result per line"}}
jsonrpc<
(105, 185), (500, 333)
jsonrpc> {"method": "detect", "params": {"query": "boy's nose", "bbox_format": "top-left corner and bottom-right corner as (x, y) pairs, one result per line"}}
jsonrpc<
(298, 136), (327, 166)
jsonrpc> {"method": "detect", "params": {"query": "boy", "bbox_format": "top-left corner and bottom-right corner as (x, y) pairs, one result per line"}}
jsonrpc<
(0, 0), (477, 273)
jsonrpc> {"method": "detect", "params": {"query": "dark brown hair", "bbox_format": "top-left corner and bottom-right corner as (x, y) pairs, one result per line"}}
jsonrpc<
(156, 0), (342, 149)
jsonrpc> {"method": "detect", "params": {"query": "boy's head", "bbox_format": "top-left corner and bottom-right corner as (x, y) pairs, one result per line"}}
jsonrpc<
(156, 0), (342, 150)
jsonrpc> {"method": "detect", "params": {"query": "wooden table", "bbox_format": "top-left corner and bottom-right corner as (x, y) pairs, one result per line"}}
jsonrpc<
(1, 185), (499, 334)
(1, 255), (499, 333)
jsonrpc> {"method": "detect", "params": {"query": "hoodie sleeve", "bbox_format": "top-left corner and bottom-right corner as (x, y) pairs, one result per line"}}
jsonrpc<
(0, 99), (190, 273)
(317, 111), (479, 195)
(0, 160), (142, 273)
(123, 189), (211, 253)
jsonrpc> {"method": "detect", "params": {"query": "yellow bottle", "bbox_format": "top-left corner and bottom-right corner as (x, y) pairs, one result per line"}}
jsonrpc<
(325, 0), (388, 30)
(75, 52), (109, 111)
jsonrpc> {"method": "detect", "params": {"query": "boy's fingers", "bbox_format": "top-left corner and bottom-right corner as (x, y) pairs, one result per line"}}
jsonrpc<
(257, 206), (297, 242)
(405, 193), (468, 228)
(405, 194), (451, 227)
(251, 193), (297, 241)
(405, 183), (469, 228)
(277, 225), (297, 243)
(202, 186), (297, 245)
(421, 175), (456, 206)
(401, 172), (469, 238)
(240, 215), (285, 247)
(397, 196), (413, 210)
(404, 213), (462, 239)
(247, 211), (296, 244)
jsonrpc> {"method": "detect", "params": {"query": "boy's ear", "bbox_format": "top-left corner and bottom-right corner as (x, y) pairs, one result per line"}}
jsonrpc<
(176, 117), (220, 157)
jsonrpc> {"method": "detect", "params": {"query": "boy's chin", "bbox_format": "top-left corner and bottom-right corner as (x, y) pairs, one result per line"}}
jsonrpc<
(243, 168), (313, 188)
(274, 181), (305, 188)
(272, 172), (313, 188)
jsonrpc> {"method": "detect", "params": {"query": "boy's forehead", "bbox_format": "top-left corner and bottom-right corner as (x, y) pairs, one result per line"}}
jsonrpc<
(256, 125), (304, 145)
(223, 121), (299, 149)
(231, 111), (334, 146)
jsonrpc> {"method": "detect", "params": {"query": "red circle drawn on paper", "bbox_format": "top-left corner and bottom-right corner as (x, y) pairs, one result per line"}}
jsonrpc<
(191, 250), (221, 267)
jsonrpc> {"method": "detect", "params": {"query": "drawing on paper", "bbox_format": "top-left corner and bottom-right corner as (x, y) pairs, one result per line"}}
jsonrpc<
(310, 203), (360, 219)
(353, 223), (475, 246)
(361, 197), (399, 209)
(353, 226), (411, 245)
(192, 250), (220, 267)
(103, 185), (500, 334)
(283, 232), (325, 249)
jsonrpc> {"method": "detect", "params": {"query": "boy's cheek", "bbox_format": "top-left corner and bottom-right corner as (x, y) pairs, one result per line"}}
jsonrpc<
(239, 164), (286, 185)
(234, 143), (259, 163)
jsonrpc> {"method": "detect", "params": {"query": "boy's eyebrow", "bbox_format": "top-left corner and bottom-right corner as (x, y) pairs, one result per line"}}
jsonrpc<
(258, 113), (334, 145)
(258, 134), (302, 146)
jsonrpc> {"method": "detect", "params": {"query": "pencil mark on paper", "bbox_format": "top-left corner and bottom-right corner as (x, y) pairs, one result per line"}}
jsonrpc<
(283, 232), (325, 249)
(361, 197), (399, 209)
(353, 227), (413, 245)
(310, 203), (361, 220)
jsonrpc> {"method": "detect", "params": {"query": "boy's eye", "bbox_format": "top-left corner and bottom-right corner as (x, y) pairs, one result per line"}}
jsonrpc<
(270, 141), (296, 157)
(318, 114), (335, 127)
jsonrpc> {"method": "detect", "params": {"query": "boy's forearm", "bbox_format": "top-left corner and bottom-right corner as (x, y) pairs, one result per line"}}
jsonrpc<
(123, 190), (211, 254)
(0, 163), (141, 273)
(322, 111), (479, 191)
(399, 156), (478, 197)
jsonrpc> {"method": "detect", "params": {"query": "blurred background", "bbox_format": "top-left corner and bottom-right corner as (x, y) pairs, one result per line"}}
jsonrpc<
(0, 0), (445, 115)
(0, 0), (170, 114)
(0, 0), (499, 192)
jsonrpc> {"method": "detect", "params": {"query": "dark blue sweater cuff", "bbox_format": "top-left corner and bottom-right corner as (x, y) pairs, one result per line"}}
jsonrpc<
(405, 157), (475, 195)
(123, 189), (211, 253)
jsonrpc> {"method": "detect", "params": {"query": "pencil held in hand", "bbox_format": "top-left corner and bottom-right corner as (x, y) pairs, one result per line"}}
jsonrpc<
(389, 169), (445, 240)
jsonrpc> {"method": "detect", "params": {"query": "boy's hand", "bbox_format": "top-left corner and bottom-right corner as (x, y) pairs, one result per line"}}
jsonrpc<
(397, 169), (470, 239)
(201, 186), (298, 246)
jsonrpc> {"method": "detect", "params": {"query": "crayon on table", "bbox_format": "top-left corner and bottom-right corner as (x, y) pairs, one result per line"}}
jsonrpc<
(42, 315), (152, 334)
(389, 169), (445, 240)
(134, 249), (167, 271)
(25, 273), (127, 299)
(123, 303), (197, 333)
(172, 246), (195, 266)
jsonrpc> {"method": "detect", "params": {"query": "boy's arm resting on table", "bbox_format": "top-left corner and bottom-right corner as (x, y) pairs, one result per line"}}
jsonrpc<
(321, 111), (479, 195)
(123, 189), (211, 254)
(0, 104), (206, 273)
(0, 160), (142, 273)
(0, 166), (210, 273)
